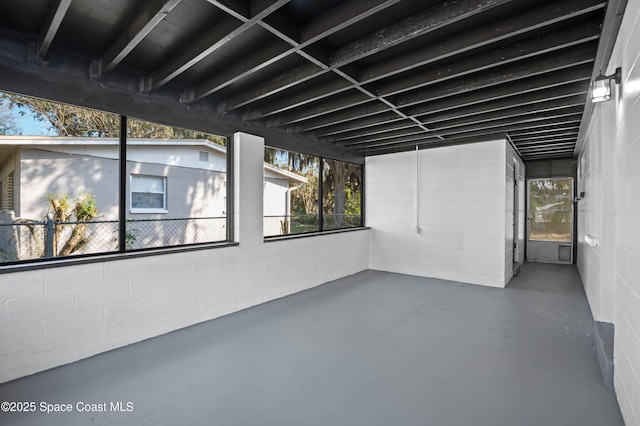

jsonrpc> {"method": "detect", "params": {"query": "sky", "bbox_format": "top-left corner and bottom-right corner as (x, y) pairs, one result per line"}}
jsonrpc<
(0, 94), (55, 136)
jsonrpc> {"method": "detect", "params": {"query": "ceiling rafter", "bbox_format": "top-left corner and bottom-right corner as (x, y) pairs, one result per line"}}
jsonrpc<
(145, 0), (290, 91)
(36, 0), (73, 59)
(377, 21), (601, 98)
(325, 95), (585, 144)
(265, 44), (594, 129)
(404, 65), (593, 117)
(360, 0), (606, 82)
(0, 0), (617, 160)
(296, 72), (590, 136)
(99, 0), (183, 76)
(357, 116), (583, 152)
(249, 22), (599, 122)
(413, 82), (589, 124)
(511, 133), (580, 143)
(222, 0), (605, 125)
(396, 43), (597, 108)
(329, 0), (514, 68)
(201, 0), (403, 107)
(222, 0), (517, 114)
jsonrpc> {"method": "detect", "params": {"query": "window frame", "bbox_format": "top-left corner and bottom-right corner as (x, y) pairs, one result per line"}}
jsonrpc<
(262, 146), (365, 239)
(0, 98), (232, 269)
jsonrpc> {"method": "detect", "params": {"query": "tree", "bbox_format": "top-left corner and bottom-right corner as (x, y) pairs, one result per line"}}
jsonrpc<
(2, 93), (120, 136)
(0, 93), (226, 145)
(48, 193), (99, 256)
(264, 147), (362, 227)
(323, 159), (361, 227)
(0, 98), (20, 135)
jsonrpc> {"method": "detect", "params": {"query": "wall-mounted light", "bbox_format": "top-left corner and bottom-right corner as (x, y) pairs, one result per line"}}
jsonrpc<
(591, 67), (622, 103)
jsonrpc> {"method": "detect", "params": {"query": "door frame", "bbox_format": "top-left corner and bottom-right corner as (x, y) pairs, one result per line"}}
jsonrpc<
(525, 176), (575, 264)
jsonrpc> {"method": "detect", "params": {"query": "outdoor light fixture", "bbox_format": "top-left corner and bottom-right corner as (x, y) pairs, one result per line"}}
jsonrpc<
(591, 67), (622, 103)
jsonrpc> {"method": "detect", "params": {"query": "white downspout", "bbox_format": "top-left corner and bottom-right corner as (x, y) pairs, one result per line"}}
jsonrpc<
(415, 145), (420, 234)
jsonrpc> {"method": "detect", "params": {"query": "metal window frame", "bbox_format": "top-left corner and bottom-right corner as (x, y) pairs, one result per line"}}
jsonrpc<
(263, 146), (366, 239)
(0, 112), (234, 271)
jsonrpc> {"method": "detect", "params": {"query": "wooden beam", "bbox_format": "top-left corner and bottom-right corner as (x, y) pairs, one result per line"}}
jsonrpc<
(425, 96), (585, 131)
(397, 43), (597, 107)
(360, 0), (606, 82)
(415, 82), (588, 123)
(37, 0), (73, 59)
(99, 0), (183, 75)
(266, 92), (372, 126)
(378, 21), (601, 97)
(217, 0), (403, 110)
(405, 65), (592, 117)
(330, 0), (514, 68)
(189, 40), (292, 102)
(148, 0), (290, 90)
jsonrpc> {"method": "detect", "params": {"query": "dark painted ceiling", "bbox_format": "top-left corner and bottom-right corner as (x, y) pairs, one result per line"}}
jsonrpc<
(0, 0), (614, 160)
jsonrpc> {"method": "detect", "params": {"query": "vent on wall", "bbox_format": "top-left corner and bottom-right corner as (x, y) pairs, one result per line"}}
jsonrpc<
(558, 245), (572, 262)
(199, 151), (209, 162)
(1, 172), (14, 210)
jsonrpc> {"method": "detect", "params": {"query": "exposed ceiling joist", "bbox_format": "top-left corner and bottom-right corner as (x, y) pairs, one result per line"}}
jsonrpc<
(147, 0), (290, 90)
(99, 0), (183, 76)
(0, 0), (617, 160)
(36, 0), (73, 59)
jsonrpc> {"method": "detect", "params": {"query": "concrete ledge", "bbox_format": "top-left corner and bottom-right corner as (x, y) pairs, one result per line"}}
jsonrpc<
(594, 321), (614, 389)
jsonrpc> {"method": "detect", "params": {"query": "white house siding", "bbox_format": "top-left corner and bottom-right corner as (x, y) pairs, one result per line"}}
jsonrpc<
(366, 140), (511, 288)
(13, 144), (228, 252)
(0, 132), (370, 384)
(263, 175), (290, 236)
(20, 147), (120, 220)
(577, 0), (640, 423)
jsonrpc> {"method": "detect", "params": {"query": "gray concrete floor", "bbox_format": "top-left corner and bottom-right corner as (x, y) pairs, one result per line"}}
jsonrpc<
(0, 263), (623, 426)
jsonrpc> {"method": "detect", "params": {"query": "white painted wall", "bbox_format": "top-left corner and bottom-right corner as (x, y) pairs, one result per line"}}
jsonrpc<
(577, 0), (640, 423)
(367, 140), (514, 288)
(577, 99), (616, 322)
(0, 132), (369, 384)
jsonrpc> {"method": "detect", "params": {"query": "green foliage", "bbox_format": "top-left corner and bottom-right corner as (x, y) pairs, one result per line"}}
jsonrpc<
(74, 193), (98, 221)
(46, 193), (70, 213)
(47, 192), (98, 221)
(124, 225), (140, 250)
(0, 97), (20, 135)
(1, 93), (227, 144)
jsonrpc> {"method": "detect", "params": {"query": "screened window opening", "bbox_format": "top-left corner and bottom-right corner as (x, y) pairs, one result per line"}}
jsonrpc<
(263, 146), (363, 237)
(263, 147), (319, 237)
(0, 91), (229, 265)
(322, 159), (363, 230)
(125, 118), (228, 250)
(0, 91), (120, 262)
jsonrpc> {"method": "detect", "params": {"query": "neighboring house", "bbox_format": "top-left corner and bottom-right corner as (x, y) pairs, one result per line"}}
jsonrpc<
(263, 163), (308, 236)
(0, 136), (305, 259)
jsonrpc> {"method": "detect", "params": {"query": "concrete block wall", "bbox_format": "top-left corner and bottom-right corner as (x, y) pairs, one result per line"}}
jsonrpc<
(577, 0), (640, 423)
(366, 140), (513, 288)
(578, 99), (616, 322)
(0, 132), (369, 384)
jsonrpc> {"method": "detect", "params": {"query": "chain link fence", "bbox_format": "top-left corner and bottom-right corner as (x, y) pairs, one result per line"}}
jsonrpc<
(264, 213), (361, 236)
(0, 216), (226, 262)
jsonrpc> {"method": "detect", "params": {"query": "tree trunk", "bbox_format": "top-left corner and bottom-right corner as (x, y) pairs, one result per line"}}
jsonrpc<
(50, 199), (66, 256)
(59, 223), (89, 256)
(333, 162), (345, 227)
